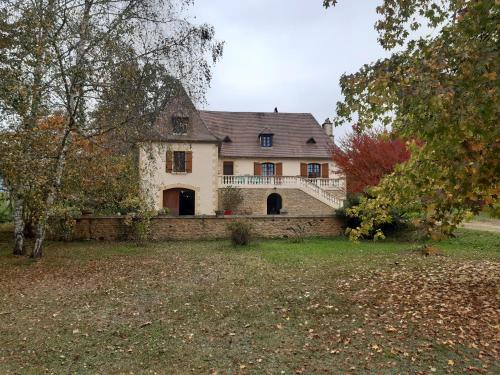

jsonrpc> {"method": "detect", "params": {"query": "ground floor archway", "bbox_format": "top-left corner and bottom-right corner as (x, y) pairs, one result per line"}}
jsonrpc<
(163, 188), (195, 216)
(267, 193), (282, 215)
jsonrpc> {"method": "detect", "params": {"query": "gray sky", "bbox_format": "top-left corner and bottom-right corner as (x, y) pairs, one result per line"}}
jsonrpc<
(190, 0), (387, 139)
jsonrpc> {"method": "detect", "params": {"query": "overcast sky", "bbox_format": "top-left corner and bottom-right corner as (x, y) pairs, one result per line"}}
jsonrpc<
(189, 0), (388, 139)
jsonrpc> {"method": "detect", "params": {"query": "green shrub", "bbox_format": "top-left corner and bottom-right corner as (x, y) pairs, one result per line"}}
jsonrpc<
(336, 194), (411, 239)
(227, 221), (252, 246)
(0, 192), (11, 223)
(49, 204), (82, 241)
(122, 196), (155, 245)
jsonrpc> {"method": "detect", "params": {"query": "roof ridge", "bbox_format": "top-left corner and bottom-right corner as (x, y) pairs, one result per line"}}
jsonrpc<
(199, 110), (314, 116)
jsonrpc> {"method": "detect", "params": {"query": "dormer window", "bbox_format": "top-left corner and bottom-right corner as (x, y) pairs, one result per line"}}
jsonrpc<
(172, 116), (188, 135)
(223, 136), (232, 143)
(307, 137), (316, 144)
(260, 134), (273, 147)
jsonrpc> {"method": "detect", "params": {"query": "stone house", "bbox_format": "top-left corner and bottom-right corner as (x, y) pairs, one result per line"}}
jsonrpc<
(139, 85), (346, 216)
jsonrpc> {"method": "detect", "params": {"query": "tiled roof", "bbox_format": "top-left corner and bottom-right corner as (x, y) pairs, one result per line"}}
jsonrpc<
(200, 111), (333, 159)
(141, 85), (219, 143)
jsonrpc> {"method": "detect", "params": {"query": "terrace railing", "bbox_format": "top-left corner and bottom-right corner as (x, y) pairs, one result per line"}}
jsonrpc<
(218, 175), (344, 208)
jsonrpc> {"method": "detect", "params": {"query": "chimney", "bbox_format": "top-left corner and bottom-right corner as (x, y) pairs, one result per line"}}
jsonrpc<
(322, 118), (334, 143)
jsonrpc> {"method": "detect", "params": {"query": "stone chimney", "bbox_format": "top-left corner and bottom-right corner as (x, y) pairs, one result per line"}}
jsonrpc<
(322, 118), (334, 144)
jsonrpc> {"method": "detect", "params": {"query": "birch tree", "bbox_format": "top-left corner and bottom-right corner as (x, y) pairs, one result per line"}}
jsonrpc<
(0, 0), (223, 257)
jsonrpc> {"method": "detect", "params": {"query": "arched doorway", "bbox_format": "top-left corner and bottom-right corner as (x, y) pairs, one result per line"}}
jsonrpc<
(267, 193), (282, 215)
(163, 188), (195, 216)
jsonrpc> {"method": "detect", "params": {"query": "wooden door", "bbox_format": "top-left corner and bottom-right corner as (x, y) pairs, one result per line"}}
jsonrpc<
(163, 189), (180, 216)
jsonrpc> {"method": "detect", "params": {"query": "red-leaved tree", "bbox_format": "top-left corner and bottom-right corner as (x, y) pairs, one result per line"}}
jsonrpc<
(333, 126), (411, 195)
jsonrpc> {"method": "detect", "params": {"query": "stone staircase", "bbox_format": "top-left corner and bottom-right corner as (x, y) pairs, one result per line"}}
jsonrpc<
(296, 177), (343, 209)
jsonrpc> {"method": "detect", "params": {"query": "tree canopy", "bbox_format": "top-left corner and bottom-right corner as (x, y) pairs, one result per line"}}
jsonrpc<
(325, 0), (499, 239)
(0, 0), (223, 257)
(333, 127), (411, 195)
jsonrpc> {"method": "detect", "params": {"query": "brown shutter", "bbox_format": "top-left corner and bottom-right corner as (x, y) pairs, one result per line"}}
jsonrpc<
(254, 162), (261, 176)
(186, 151), (193, 173)
(300, 163), (307, 177)
(321, 163), (329, 178)
(276, 163), (283, 176)
(166, 151), (173, 173)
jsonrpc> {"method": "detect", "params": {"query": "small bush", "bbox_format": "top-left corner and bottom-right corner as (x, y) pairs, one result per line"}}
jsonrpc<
(227, 221), (252, 246)
(220, 186), (243, 212)
(122, 196), (155, 245)
(287, 224), (306, 243)
(336, 194), (411, 239)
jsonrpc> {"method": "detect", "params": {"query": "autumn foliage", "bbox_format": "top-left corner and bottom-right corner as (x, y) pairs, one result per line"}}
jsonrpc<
(333, 127), (411, 194)
(0, 114), (138, 227)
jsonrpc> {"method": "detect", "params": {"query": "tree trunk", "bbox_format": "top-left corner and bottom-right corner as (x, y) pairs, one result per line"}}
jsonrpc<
(11, 191), (26, 256)
(31, 218), (45, 259)
(31, 0), (90, 258)
(31, 128), (73, 259)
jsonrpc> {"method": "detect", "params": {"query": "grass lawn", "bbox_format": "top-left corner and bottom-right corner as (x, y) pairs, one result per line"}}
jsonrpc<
(0, 230), (498, 374)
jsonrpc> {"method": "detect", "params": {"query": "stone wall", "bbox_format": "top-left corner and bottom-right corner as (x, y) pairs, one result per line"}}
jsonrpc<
(69, 215), (343, 241)
(218, 188), (336, 216)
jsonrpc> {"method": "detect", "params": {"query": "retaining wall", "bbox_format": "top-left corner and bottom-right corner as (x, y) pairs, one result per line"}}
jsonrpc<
(68, 215), (343, 241)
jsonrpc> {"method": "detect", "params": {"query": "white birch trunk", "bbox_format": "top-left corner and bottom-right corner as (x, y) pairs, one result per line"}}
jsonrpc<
(31, 0), (91, 258)
(31, 129), (72, 258)
(11, 189), (26, 255)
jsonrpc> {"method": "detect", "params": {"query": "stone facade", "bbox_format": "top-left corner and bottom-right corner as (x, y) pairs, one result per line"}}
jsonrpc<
(139, 142), (219, 215)
(68, 215), (342, 241)
(218, 188), (336, 215)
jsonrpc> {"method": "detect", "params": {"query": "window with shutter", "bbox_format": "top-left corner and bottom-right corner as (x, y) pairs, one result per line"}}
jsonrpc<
(173, 151), (186, 172)
(261, 163), (275, 176)
(307, 163), (321, 178)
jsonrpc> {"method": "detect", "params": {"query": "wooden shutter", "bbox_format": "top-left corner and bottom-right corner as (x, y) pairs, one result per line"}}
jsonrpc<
(166, 151), (173, 173)
(186, 151), (193, 173)
(254, 162), (261, 176)
(300, 163), (307, 177)
(321, 163), (329, 178)
(276, 163), (283, 176)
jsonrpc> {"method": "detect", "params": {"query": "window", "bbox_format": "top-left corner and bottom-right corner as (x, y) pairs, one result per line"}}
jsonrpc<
(260, 134), (273, 147)
(261, 163), (275, 176)
(307, 163), (321, 178)
(172, 116), (188, 134)
(223, 161), (234, 175)
(173, 151), (186, 172)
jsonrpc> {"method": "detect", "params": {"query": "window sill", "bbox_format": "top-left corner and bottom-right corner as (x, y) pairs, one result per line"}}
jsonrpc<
(170, 172), (189, 175)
